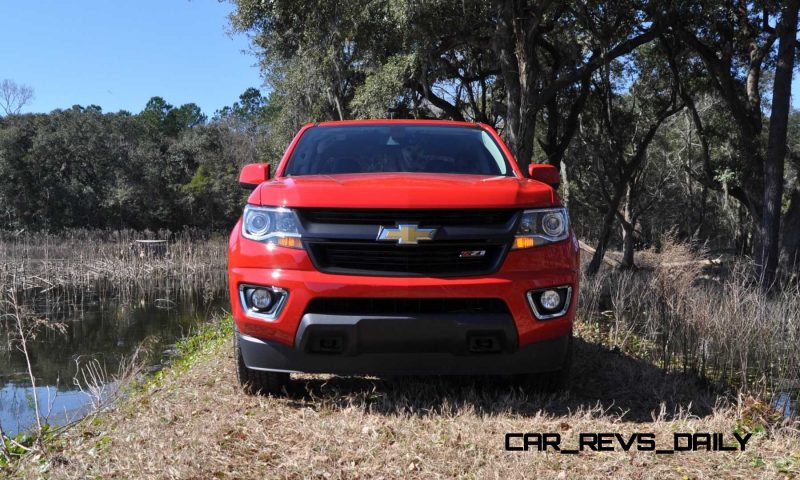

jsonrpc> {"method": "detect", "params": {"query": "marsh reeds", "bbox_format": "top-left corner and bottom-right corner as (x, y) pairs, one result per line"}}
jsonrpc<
(0, 229), (228, 462)
(1, 274), (67, 461)
(0, 229), (227, 311)
(578, 236), (800, 416)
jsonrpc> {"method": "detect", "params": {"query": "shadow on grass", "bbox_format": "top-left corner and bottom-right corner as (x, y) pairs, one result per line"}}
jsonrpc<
(282, 337), (719, 422)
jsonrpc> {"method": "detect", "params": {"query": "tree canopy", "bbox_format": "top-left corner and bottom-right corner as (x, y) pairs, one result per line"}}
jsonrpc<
(229, 0), (800, 283)
(0, 90), (271, 231)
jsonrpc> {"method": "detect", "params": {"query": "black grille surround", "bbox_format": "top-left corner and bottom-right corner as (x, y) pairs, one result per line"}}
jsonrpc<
(305, 297), (511, 316)
(297, 208), (520, 277)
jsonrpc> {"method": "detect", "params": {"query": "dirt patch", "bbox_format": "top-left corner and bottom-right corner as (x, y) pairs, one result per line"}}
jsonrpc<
(10, 329), (800, 479)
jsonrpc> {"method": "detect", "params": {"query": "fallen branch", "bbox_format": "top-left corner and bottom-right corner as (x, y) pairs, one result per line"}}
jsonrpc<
(578, 240), (621, 266)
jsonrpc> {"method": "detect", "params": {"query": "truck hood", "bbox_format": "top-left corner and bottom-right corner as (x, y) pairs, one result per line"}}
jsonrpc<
(251, 173), (558, 209)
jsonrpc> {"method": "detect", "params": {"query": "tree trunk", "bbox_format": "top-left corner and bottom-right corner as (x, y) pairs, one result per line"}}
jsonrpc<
(587, 185), (627, 275)
(621, 223), (635, 268)
(620, 185), (635, 268)
(494, 0), (537, 171)
(758, 0), (799, 288)
(560, 159), (570, 207)
(587, 207), (617, 276)
(736, 204), (751, 255)
(780, 185), (800, 275)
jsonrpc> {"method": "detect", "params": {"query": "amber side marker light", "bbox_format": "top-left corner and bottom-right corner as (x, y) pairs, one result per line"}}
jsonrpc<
(513, 237), (536, 249)
(277, 236), (303, 249)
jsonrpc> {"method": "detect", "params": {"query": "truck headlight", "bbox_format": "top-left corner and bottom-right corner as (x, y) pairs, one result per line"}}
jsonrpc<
(241, 205), (303, 249)
(513, 207), (569, 249)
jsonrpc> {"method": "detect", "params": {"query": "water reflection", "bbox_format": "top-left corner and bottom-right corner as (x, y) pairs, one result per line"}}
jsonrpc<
(0, 291), (226, 437)
(0, 384), (92, 437)
(773, 392), (794, 419)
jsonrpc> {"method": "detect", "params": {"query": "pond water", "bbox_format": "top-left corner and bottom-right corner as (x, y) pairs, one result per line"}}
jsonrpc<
(0, 290), (227, 437)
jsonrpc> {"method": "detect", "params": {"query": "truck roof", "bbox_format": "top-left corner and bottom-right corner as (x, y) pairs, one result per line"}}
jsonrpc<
(310, 119), (482, 128)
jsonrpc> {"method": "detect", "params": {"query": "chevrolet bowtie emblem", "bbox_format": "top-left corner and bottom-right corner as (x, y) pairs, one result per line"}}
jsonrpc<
(377, 224), (436, 245)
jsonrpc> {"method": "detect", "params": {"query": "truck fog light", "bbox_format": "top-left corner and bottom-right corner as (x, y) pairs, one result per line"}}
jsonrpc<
(239, 285), (288, 320)
(526, 286), (572, 320)
(249, 288), (274, 311)
(540, 289), (561, 310)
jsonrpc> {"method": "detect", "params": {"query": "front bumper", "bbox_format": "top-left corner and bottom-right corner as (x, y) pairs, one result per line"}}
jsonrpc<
(229, 230), (580, 375)
(238, 330), (571, 375)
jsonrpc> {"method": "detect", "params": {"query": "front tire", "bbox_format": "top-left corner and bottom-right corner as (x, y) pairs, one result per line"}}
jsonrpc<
(234, 330), (289, 395)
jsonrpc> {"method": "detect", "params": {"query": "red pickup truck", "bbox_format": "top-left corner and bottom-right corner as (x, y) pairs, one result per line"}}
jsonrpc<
(228, 120), (579, 394)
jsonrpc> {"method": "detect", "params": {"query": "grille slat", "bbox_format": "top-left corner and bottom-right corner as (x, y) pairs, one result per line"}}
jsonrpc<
(324, 256), (486, 263)
(325, 250), (487, 258)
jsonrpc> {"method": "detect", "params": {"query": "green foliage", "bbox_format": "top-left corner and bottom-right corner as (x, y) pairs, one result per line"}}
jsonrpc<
(229, 0), (501, 131)
(0, 423), (56, 467)
(0, 90), (270, 231)
(141, 316), (234, 391)
(351, 54), (417, 119)
(141, 97), (206, 137)
(175, 316), (234, 359)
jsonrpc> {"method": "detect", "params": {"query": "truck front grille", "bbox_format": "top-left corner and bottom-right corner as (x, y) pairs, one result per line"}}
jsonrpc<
(298, 208), (518, 276)
(306, 241), (507, 276)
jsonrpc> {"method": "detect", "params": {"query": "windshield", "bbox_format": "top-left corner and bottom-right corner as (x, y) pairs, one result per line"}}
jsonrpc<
(283, 124), (513, 176)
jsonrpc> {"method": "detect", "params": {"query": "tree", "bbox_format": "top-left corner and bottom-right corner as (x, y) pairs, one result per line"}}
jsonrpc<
(229, 0), (665, 174)
(214, 87), (277, 162)
(230, 0), (374, 130)
(0, 98), (241, 231)
(573, 45), (683, 274)
(780, 111), (800, 275)
(761, 0), (799, 287)
(492, 0), (662, 171)
(663, 0), (800, 285)
(140, 96), (174, 130)
(0, 79), (34, 115)
(140, 97), (206, 137)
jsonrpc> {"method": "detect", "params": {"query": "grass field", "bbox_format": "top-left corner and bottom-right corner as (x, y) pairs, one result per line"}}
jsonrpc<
(9, 317), (800, 479)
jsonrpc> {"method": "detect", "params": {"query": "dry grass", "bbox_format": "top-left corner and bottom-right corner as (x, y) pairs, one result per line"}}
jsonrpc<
(0, 229), (226, 304)
(8, 318), (800, 479)
(579, 237), (800, 403)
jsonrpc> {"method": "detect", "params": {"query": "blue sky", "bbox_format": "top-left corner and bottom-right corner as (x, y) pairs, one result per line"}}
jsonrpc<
(1, 0), (263, 116)
(2, 2), (799, 115)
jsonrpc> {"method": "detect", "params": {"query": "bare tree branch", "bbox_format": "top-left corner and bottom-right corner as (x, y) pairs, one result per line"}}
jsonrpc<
(0, 79), (34, 115)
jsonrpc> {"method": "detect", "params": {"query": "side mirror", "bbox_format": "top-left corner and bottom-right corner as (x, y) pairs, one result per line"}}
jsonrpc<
(528, 164), (560, 189)
(239, 163), (271, 190)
